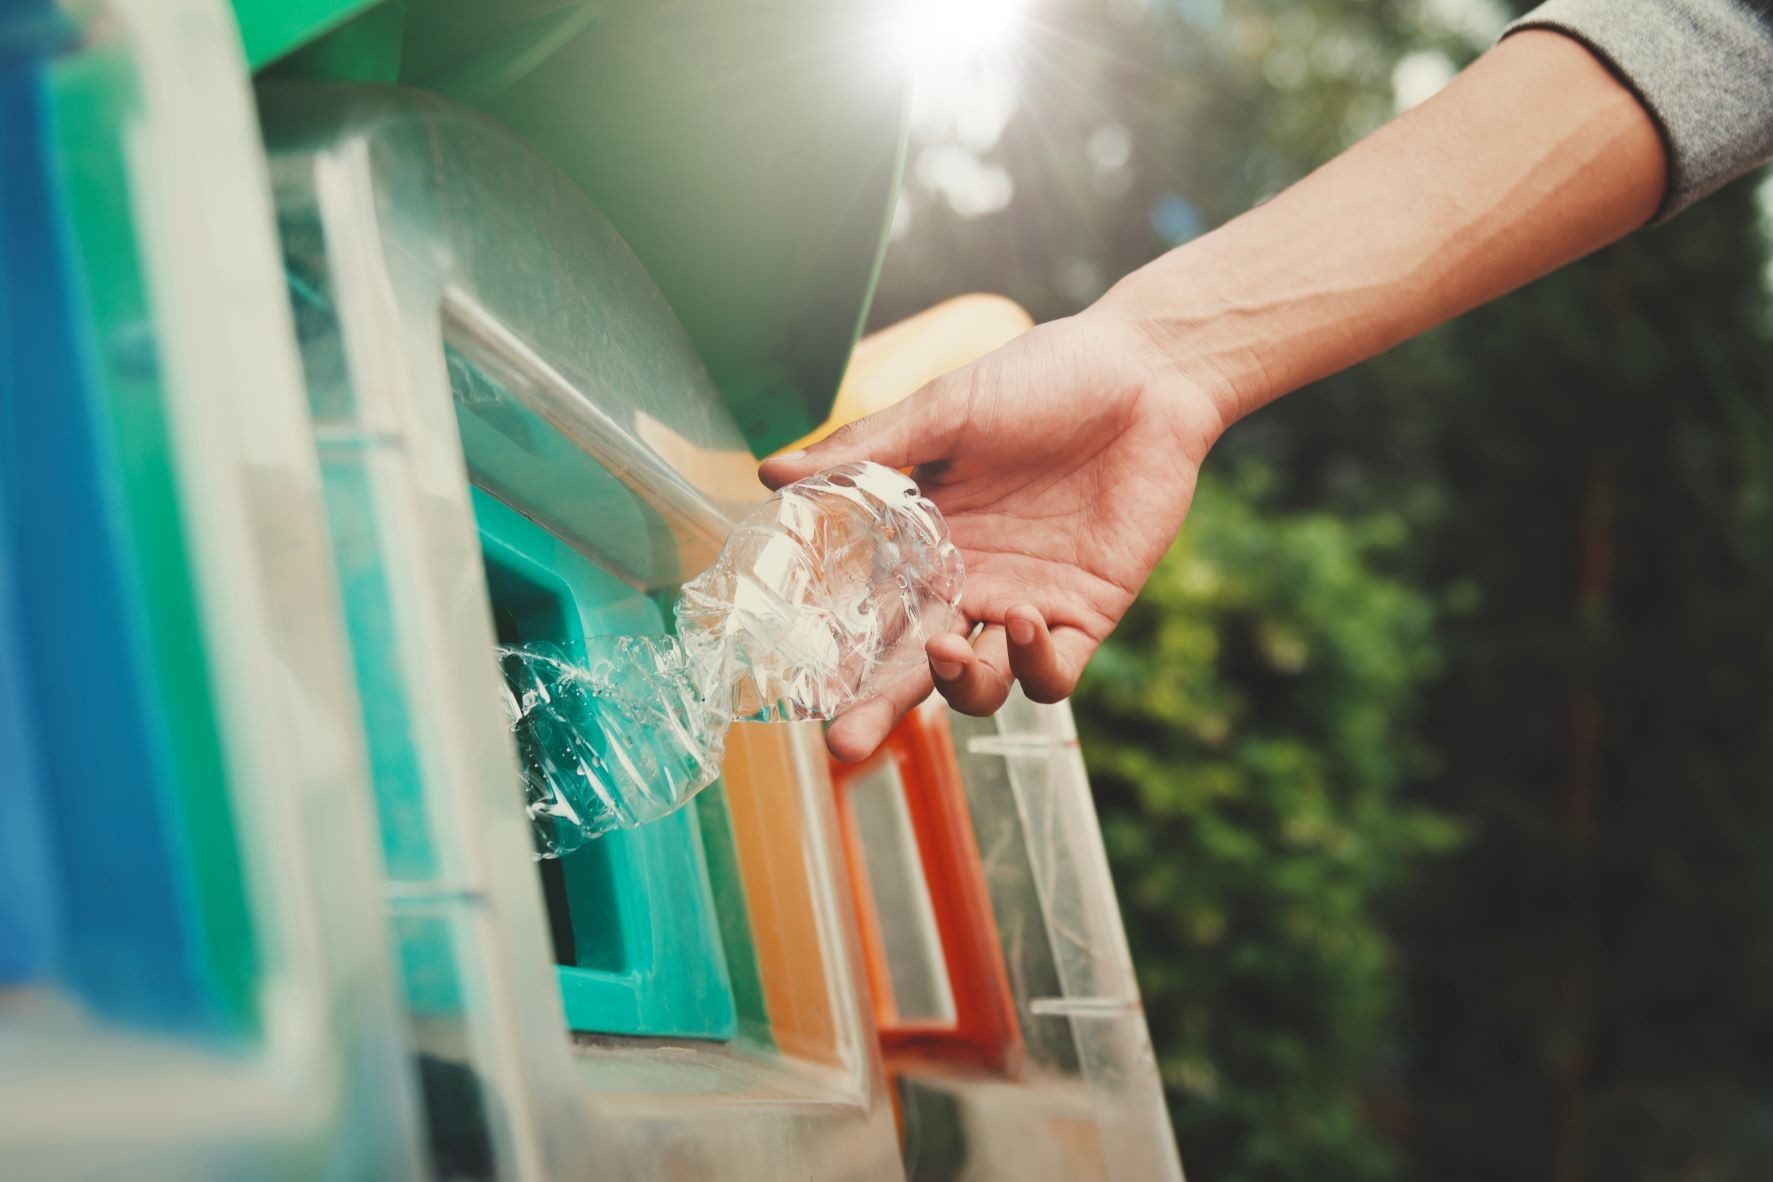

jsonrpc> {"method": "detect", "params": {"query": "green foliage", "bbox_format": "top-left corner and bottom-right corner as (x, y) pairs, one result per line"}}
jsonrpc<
(1075, 469), (1459, 1181)
(1264, 175), (1773, 1182)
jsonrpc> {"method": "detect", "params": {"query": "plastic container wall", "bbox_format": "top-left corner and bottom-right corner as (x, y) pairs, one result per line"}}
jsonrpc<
(893, 692), (1183, 1181)
(262, 82), (902, 1179)
(0, 0), (425, 1176)
(832, 702), (1022, 1077)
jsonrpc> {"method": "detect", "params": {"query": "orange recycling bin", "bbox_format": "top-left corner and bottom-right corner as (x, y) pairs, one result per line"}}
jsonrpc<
(831, 701), (1021, 1075)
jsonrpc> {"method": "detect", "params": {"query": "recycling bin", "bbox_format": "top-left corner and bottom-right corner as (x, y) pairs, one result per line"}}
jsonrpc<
(2, 0), (1183, 1176)
(263, 79), (900, 1177)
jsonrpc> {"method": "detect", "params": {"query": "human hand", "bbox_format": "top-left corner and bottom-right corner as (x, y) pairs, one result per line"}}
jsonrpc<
(759, 309), (1227, 762)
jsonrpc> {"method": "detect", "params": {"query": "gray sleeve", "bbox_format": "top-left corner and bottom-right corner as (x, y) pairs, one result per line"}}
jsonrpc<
(1505, 0), (1773, 222)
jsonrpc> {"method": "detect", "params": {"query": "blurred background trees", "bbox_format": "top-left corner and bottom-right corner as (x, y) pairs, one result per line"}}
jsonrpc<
(870, 1), (1773, 1178)
(1075, 467), (1456, 1179)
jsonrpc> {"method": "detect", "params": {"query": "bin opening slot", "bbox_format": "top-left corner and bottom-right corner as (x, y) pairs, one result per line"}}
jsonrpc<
(473, 490), (736, 1039)
(477, 543), (628, 975)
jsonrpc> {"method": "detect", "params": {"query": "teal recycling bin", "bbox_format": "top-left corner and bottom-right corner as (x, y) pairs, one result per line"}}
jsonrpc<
(474, 489), (736, 1040)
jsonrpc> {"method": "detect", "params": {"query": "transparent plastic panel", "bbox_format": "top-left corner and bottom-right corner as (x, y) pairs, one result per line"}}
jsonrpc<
(691, 780), (772, 1041)
(904, 690), (1183, 1182)
(443, 336), (697, 587)
(462, 0), (910, 453)
(279, 143), (602, 1175)
(263, 81), (900, 1179)
(946, 714), (1081, 1078)
(994, 695), (1180, 1180)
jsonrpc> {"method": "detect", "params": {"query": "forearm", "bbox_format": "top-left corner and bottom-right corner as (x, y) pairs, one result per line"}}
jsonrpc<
(1095, 30), (1667, 427)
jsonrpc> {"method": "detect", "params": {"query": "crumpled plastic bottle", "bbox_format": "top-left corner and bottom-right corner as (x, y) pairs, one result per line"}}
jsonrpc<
(676, 461), (966, 721)
(498, 637), (730, 858)
(498, 461), (964, 859)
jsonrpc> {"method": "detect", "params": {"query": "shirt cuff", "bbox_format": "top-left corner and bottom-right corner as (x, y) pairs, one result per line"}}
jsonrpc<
(1504, 0), (1773, 223)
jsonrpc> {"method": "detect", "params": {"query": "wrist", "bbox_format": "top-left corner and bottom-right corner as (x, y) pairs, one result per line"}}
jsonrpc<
(1079, 240), (1275, 437)
(1070, 293), (1235, 464)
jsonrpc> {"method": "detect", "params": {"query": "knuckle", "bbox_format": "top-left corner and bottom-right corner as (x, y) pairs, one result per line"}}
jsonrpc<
(823, 418), (872, 452)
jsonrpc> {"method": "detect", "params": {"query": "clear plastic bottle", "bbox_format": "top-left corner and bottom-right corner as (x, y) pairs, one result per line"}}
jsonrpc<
(498, 636), (729, 858)
(675, 461), (965, 721)
(498, 461), (963, 858)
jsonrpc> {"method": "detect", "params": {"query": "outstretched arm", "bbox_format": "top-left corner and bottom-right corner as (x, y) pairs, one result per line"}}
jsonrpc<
(1100, 28), (1665, 428)
(761, 26), (1690, 762)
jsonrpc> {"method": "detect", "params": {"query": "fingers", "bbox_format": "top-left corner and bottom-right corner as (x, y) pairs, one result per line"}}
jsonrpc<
(830, 607), (1094, 761)
(926, 631), (973, 684)
(758, 378), (962, 490)
(826, 666), (935, 764)
(927, 626), (1015, 716)
(1004, 605), (1093, 703)
(930, 608), (1094, 714)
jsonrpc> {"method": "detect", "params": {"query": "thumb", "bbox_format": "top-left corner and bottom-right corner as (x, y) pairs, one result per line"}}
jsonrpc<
(758, 376), (964, 490)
